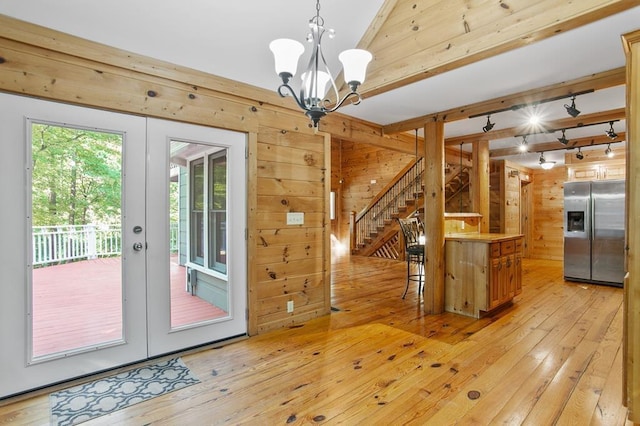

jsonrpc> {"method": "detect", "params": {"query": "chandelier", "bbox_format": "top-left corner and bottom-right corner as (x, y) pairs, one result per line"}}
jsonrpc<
(269, 0), (372, 127)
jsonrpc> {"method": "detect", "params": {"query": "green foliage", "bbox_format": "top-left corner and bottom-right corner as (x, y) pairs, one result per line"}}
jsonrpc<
(31, 123), (122, 226)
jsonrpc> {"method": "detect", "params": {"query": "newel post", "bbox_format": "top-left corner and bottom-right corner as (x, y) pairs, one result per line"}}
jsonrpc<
(349, 211), (356, 253)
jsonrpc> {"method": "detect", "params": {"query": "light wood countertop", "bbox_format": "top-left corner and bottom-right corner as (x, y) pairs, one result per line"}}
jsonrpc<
(445, 233), (523, 243)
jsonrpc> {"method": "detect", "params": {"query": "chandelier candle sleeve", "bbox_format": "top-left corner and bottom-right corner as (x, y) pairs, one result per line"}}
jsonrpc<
(339, 49), (373, 90)
(269, 39), (305, 82)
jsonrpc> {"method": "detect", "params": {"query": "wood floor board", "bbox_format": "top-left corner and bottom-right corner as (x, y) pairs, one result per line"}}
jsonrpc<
(558, 305), (625, 424)
(489, 286), (617, 424)
(0, 256), (632, 425)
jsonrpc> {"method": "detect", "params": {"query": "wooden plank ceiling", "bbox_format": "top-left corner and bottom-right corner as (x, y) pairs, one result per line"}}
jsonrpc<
(341, 0), (637, 155)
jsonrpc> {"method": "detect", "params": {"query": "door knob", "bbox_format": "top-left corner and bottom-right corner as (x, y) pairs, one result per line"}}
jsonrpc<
(133, 242), (144, 251)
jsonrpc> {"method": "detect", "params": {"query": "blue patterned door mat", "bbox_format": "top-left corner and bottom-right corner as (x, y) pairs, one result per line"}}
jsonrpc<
(50, 358), (200, 425)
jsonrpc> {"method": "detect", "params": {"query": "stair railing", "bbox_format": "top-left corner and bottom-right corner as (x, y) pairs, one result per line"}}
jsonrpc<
(351, 157), (424, 251)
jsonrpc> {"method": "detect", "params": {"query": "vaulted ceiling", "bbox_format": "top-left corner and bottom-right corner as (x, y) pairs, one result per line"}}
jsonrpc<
(1, 0), (639, 168)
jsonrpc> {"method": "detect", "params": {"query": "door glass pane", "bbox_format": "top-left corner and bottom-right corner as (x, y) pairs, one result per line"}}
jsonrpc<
(30, 122), (123, 359)
(190, 159), (204, 266)
(208, 153), (227, 273)
(170, 141), (229, 328)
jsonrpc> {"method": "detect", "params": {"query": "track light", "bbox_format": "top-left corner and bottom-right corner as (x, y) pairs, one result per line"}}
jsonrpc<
(576, 147), (584, 160)
(539, 152), (555, 170)
(518, 135), (528, 152)
(557, 129), (569, 145)
(605, 144), (614, 158)
(564, 96), (581, 117)
(605, 122), (618, 140)
(482, 115), (495, 132)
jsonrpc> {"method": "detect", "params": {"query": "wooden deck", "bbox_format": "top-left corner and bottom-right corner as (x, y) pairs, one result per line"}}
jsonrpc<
(0, 256), (631, 424)
(32, 255), (227, 357)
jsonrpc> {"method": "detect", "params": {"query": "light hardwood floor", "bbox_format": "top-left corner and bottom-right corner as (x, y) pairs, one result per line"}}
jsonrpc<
(0, 256), (632, 425)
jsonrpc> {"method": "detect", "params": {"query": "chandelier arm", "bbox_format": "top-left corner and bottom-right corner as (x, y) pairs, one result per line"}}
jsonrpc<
(327, 91), (362, 113)
(277, 83), (311, 112)
(316, 34), (340, 106)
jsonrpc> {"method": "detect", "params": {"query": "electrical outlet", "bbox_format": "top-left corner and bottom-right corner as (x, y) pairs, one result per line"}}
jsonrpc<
(286, 212), (304, 225)
(287, 300), (294, 313)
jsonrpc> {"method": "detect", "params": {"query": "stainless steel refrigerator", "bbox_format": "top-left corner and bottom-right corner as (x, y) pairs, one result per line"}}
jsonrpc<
(563, 180), (625, 287)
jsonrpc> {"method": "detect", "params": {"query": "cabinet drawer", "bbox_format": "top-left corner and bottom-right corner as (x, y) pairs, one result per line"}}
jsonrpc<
(500, 240), (515, 255)
(515, 238), (523, 253)
(490, 243), (501, 257)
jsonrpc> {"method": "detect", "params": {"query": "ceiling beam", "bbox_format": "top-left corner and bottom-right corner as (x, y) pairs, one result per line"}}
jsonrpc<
(360, 0), (636, 100)
(444, 108), (626, 146)
(490, 132), (626, 157)
(383, 68), (626, 134)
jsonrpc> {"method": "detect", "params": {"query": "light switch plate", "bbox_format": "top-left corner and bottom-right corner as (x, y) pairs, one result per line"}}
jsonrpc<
(287, 212), (304, 225)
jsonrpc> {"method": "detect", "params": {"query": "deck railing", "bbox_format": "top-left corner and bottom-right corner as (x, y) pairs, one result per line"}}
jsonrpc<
(32, 223), (179, 266)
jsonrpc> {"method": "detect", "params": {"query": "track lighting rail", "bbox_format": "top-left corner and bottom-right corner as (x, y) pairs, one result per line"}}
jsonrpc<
(468, 89), (594, 119)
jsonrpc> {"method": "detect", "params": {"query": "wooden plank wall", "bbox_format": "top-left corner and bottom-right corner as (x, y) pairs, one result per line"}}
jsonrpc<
(331, 139), (414, 248)
(530, 166), (566, 261)
(253, 127), (330, 333)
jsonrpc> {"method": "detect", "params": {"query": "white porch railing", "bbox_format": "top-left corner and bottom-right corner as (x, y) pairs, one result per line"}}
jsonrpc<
(32, 223), (179, 266)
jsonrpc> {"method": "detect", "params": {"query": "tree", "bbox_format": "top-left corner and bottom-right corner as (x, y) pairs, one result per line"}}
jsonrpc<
(31, 123), (122, 226)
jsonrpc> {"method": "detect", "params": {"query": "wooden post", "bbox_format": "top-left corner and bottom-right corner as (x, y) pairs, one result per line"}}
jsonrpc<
(471, 140), (490, 233)
(349, 211), (356, 253)
(423, 120), (445, 314)
(622, 29), (640, 423)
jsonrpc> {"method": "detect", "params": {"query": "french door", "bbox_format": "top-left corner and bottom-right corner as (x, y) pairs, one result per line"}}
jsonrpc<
(0, 94), (246, 398)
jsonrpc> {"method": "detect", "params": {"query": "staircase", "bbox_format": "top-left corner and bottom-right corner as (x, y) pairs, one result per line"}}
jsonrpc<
(350, 160), (470, 258)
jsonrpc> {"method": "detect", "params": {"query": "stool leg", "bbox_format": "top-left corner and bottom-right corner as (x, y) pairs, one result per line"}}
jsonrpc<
(402, 256), (410, 299)
(419, 256), (424, 294)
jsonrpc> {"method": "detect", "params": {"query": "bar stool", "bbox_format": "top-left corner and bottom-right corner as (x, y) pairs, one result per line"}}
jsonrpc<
(397, 217), (425, 298)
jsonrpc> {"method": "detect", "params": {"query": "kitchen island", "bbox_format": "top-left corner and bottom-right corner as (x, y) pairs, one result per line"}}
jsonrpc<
(444, 233), (523, 318)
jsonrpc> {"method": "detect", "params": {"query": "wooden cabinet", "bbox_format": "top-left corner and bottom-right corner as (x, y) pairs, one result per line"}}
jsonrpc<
(488, 240), (521, 310)
(445, 234), (523, 318)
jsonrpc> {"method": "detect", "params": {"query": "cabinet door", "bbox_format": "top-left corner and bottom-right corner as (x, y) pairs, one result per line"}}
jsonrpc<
(514, 254), (522, 295)
(505, 254), (515, 299)
(490, 257), (502, 309)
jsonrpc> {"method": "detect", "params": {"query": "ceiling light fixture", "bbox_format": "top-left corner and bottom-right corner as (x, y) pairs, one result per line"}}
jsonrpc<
(539, 152), (555, 170)
(518, 135), (528, 152)
(482, 115), (495, 132)
(605, 143), (614, 158)
(605, 121), (618, 140)
(564, 96), (581, 117)
(528, 110), (541, 126)
(557, 129), (569, 145)
(269, 0), (372, 127)
(576, 147), (584, 160)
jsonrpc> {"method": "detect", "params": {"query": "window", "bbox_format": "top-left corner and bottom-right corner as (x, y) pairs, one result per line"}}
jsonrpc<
(189, 150), (227, 274)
